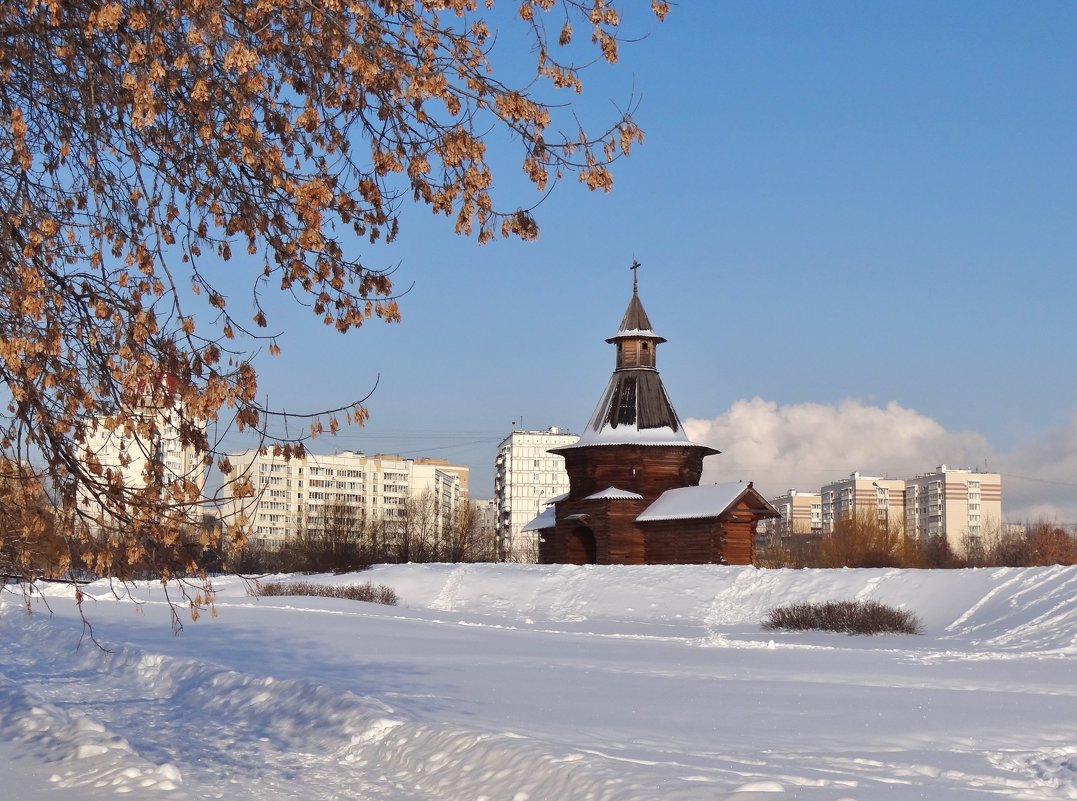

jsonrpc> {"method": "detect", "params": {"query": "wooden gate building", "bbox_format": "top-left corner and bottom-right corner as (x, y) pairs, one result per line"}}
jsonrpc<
(527, 271), (778, 565)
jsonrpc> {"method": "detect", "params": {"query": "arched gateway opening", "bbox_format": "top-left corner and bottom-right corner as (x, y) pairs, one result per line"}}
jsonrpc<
(566, 525), (597, 564)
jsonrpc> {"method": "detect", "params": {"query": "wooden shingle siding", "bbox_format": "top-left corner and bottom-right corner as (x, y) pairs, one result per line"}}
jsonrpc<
(608, 376), (638, 427)
(635, 372), (677, 430)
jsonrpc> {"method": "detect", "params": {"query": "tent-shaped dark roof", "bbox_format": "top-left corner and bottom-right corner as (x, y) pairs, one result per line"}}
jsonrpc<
(605, 291), (667, 344)
(557, 277), (717, 454)
(584, 370), (684, 437)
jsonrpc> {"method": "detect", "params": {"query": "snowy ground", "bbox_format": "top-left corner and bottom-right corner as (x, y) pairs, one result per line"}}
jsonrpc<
(2, 564), (1076, 800)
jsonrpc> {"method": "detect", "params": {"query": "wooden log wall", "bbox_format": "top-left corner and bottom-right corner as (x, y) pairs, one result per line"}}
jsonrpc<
(538, 533), (555, 564)
(641, 519), (722, 564)
(540, 498), (647, 565)
(720, 519), (755, 565)
(722, 503), (761, 565)
(604, 503), (646, 565)
(559, 445), (709, 502)
(543, 512), (760, 565)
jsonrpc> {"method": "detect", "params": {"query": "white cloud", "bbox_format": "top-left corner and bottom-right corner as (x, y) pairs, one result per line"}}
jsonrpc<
(684, 398), (1077, 523)
(1000, 412), (1077, 522)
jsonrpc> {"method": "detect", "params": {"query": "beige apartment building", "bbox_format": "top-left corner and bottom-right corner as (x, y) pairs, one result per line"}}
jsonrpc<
(78, 391), (206, 531)
(764, 490), (822, 538)
(813, 466), (1003, 556)
(820, 472), (906, 533)
(904, 465), (1002, 553)
(220, 449), (467, 549)
(494, 426), (578, 562)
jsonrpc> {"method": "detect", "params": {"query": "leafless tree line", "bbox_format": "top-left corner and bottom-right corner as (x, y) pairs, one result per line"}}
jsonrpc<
(756, 511), (1077, 569)
(2, 472), (496, 579)
(229, 492), (497, 574)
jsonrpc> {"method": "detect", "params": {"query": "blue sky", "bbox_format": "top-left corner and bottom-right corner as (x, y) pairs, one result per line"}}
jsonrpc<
(219, 2), (1077, 517)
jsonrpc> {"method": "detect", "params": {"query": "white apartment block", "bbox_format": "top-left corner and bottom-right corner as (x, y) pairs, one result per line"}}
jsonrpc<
(904, 465), (1002, 553)
(470, 498), (498, 537)
(764, 490), (822, 538)
(79, 398), (206, 529)
(820, 472), (906, 533)
(494, 427), (578, 562)
(221, 450), (467, 549)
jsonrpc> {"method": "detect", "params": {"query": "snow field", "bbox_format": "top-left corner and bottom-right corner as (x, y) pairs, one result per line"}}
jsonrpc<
(2, 564), (1076, 800)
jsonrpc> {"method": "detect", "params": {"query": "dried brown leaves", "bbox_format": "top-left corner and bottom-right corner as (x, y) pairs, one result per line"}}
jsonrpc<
(0, 0), (664, 589)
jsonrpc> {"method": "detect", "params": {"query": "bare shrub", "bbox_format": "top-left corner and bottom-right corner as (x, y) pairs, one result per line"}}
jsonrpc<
(252, 581), (398, 606)
(763, 600), (924, 635)
(916, 534), (959, 568)
(225, 543), (287, 575)
(1022, 522), (1077, 566)
(754, 532), (819, 569)
(817, 511), (904, 568)
(964, 521), (1077, 567)
(278, 503), (377, 574)
(757, 514), (1077, 570)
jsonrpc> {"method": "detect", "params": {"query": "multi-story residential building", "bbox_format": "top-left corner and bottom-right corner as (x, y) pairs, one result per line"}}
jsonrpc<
(78, 388), (206, 530)
(220, 449), (467, 549)
(414, 457), (470, 499)
(904, 465), (1002, 553)
(494, 426), (578, 561)
(470, 498), (498, 539)
(764, 490), (822, 538)
(820, 472), (905, 533)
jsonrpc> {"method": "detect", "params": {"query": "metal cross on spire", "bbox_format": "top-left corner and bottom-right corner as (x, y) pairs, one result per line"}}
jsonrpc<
(630, 259), (641, 294)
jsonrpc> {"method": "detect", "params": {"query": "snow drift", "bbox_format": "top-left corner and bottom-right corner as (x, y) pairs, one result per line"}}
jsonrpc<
(2, 564), (1076, 800)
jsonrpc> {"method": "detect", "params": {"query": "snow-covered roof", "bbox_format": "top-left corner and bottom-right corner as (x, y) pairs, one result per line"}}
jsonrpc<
(544, 492), (569, 506)
(568, 419), (700, 448)
(562, 412), (718, 451)
(521, 506), (557, 532)
(636, 482), (751, 523)
(557, 371), (717, 451)
(604, 291), (666, 344)
(604, 327), (666, 343)
(584, 487), (645, 501)
(553, 284), (719, 454)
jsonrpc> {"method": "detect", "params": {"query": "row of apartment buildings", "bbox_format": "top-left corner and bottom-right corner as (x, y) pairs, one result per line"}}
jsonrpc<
(77, 399), (476, 548)
(491, 428), (1007, 562)
(80, 395), (1002, 560)
(219, 449), (471, 549)
(767, 466), (1003, 553)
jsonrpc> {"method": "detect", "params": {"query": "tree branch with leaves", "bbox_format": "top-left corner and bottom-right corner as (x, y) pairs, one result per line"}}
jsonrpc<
(0, 0), (667, 594)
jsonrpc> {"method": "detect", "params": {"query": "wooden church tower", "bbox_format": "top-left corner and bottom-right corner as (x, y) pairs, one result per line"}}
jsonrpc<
(529, 264), (778, 565)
